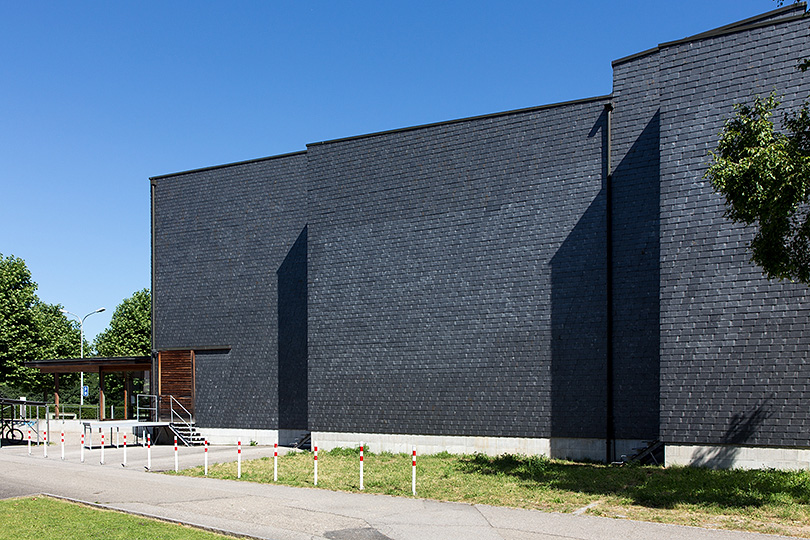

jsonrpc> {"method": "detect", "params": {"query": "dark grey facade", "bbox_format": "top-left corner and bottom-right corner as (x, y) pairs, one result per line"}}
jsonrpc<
(152, 153), (308, 430)
(151, 5), (810, 463)
(307, 97), (615, 440)
(655, 11), (810, 452)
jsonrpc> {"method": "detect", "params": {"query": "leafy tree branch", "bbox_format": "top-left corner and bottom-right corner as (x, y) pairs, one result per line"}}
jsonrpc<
(707, 80), (810, 282)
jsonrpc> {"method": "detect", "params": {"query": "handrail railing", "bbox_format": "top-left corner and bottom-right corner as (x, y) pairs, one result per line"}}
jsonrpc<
(169, 395), (193, 429)
(0, 398), (49, 447)
(48, 403), (100, 421)
(136, 394), (158, 422)
(131, 394), (197, 445)
(169, 396), (194, 446)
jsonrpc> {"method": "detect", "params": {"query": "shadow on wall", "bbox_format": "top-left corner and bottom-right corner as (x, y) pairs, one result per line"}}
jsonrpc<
(689, 396), (774, 468)
(278, 225), (308, 431)
(549, 109), (661, 457)
(609, 112), (660, 443)
(549, 108), (608, 445)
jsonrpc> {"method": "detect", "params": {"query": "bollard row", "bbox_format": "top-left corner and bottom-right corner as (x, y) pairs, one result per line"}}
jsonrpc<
(24, 433), (420, 495)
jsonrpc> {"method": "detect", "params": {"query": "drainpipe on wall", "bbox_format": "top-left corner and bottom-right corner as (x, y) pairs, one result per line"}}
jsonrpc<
(150, 179), (158, 402)
(604, 102), (615, 464)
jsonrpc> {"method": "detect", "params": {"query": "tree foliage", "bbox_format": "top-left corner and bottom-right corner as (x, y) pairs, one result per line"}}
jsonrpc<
(0, 256), (152, 409)
(706, 91), (810, 283)
(92, 289), (151, 414)
(93, 288), (151, 357)
(0, 254), (82, 399)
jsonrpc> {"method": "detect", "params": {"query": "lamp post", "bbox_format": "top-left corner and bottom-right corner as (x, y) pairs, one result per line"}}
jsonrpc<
(61, 307), (105, 406)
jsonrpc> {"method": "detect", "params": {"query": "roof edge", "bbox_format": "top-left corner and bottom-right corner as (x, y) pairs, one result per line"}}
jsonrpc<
(611, 47), (659, 69)
(307, 94), (613, 148)
(613, 3), (807, 67)
(26, 356), (151, 365)
(658, 8), (807, 49)
(155, 346), (232, 352)
(150, 150), (307, 182)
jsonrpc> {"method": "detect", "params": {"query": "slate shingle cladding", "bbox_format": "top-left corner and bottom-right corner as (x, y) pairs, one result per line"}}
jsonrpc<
(610, 49), (662, 442)
(151, 4), (810, 451)
(656, 10), (810, 447)
(152, 153), (308, 429)
(307, 98), (611, 438)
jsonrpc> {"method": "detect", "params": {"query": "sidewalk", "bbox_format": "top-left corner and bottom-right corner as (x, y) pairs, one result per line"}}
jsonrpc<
(0, 441), (802, 540)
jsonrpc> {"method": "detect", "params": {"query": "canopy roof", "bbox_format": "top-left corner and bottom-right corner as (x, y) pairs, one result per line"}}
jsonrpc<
(0, 397), (47, 406)
(25, 356), (151, 374)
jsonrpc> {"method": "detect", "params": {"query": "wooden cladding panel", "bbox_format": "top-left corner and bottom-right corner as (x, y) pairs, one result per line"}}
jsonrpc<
(159, 350), (193, 396)
(158, 350), (194, 418)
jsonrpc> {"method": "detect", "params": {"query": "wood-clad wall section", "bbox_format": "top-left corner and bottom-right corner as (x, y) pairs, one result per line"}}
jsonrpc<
(158, 350), (194, 420)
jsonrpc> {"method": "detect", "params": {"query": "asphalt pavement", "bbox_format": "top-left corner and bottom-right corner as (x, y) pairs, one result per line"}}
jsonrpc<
(0, 433), (803, 540)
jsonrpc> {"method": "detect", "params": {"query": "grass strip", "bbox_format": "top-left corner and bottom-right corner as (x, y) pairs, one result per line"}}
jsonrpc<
(0, 495), (237, 540)
(175, 447), (810, 537)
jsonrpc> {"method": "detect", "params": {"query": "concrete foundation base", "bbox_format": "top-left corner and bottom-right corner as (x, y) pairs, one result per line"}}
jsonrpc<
(311, 432), (649, 461)
(666, 443), (810, 470)
(312, 431), (548, 457)
(195, 428), (309, 447)
(196, 428), (277, 446)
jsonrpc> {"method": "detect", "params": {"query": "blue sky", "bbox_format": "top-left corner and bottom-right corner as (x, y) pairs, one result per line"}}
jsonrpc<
(1, 1), (783, 341)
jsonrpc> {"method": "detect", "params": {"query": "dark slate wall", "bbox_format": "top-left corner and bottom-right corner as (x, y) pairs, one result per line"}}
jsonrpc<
(610, 51), (661, 441)
(152, 153), (308, 429)
(658, 11), (810, 452)
(307, 99), (611, 438)
(149, 6), (810, 452)
(278, 226), (308, 430)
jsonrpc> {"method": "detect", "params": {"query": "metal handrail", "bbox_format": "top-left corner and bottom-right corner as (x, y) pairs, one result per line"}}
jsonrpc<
(169, 395), (193, 429)
(136, 394), (158, 422)
(47, 403), (99, 421)
(0, 398), (49, 447)
(132, 394), (196, 445)
(168, 396), (195, 446)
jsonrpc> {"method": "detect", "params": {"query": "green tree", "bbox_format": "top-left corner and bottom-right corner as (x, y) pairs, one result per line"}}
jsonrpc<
(0, 254), (82, 400)
(92, 289), (151, 417)
(706, 88), (810, 283)
(707, 1), (810, 283)
(93, 288), (151, 357)
(28, 302), (83, 401)
(0, 254), (39, 389)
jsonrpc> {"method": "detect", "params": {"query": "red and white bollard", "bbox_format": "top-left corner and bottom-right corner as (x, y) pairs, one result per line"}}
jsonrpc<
(237, 439), (242, 479)
(273, 442), (278, 482)
(174, 436), (178, 472)
(204, 440), (209, 476)
(412, 446), (417, 496)
(359, 442), (364, 490)
(147, 433), (152, 470)
(61, 430), (65, 460)
(43, 430), (47, 458)
(80, 432), (85, 463)
(27, 429), (31, 455)
(314, 445), (318, 486)
(123, 433), (127, 467)
(100, 431), (105, 465)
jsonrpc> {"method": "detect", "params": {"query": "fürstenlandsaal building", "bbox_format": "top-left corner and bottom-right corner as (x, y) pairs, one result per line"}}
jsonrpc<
(150, 5), (810, 468)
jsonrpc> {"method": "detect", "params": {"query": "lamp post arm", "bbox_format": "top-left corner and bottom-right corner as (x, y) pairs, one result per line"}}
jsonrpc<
(60, 307), (105, 407)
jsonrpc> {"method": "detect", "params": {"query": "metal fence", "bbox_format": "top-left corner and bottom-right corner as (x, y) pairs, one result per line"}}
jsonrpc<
(0, 398), (48, 447)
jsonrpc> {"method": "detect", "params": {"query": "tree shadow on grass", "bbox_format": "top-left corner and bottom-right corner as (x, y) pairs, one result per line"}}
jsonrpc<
(455, 454), (810, 510)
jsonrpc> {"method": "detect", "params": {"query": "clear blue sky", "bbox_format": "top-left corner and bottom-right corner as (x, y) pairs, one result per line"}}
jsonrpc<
(1, 1), (782, 341)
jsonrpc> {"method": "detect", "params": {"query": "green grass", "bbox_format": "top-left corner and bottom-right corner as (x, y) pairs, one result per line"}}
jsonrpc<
(175, 447), (810, 537)
(0, 496), (236, 540)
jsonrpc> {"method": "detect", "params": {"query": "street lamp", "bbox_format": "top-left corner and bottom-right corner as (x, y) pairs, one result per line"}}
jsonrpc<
(61, 307), (106, 406)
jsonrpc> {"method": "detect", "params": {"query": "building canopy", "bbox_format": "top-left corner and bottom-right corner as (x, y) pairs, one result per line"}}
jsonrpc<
(25, 356), (151, 374)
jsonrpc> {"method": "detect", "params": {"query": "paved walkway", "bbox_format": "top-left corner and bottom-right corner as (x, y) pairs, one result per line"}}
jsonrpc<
(0, 436), (802, 540)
